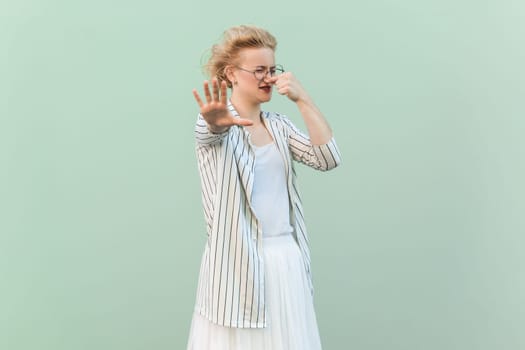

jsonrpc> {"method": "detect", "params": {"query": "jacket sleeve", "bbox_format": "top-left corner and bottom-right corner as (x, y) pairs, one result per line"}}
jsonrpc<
(194, 114), (230, 146)
(282, 117), (341, 171)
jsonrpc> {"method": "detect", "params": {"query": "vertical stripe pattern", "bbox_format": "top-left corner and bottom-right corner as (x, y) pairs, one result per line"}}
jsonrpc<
(194, 103), (341, 328)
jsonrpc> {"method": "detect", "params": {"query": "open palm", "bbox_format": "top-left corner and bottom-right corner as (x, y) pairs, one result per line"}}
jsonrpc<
(192, 79), (252, 131)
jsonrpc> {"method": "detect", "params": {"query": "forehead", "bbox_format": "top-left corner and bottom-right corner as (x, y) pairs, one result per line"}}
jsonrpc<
(237, 47), (275, 67)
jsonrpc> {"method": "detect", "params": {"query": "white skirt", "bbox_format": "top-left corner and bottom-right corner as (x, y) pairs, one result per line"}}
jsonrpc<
(186, 233), (322, 350)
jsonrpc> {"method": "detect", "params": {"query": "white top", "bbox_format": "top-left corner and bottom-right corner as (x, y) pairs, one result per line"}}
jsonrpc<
(251, 142), (294, 237)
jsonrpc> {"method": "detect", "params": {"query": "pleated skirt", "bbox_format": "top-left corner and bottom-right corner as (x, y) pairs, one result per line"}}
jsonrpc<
(186, 233), (322, 350)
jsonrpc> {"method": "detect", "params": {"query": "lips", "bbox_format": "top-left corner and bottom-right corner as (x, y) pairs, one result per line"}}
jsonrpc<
(259, 85), (272, 93)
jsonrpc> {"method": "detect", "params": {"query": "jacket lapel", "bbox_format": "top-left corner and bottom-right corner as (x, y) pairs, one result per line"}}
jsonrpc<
(228, 102), (256, 203)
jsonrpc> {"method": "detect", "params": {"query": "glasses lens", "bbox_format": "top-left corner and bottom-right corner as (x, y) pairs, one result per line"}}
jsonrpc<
(273, 66), (284, 76)
(253, 66), (284, 80)
(254, 70), (266, 80)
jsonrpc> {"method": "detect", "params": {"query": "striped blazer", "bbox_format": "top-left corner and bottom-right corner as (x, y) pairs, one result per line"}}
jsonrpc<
(193, 102), (341, 328)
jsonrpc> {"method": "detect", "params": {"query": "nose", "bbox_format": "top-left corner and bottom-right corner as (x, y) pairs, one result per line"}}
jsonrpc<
(264, 75), (278, 85)
(262, 71), (277, 83)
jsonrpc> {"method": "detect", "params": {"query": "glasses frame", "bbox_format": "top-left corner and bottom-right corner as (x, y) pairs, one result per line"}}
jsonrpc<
(235, 64), (285, 81)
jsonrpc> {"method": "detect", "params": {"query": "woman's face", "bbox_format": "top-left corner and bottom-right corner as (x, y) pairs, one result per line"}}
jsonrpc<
(230, 47), (276, 104)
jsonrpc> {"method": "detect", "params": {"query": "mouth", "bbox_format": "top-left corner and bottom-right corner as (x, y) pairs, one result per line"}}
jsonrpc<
(259, 85), (272, 93)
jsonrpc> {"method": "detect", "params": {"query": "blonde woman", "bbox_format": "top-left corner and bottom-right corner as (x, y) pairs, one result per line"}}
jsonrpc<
(187, 25), (341, 350)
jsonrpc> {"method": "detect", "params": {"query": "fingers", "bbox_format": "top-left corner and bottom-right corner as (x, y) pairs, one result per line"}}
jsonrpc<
(192, 89), (204, 107)
(234, 118), (254, 127)
(220, 80), (228, 104)
(274, 71), (294, 84)
(203, 80), (212, 103)
(212, 78), (220, 101)
(202, 78), (226, 105)
(272, 72), (301, 98)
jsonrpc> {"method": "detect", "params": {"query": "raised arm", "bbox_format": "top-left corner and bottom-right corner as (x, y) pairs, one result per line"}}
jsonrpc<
(270, 72), (332, 145)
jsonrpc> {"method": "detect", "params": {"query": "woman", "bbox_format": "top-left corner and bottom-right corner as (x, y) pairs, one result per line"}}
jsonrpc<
(187, 25), (341, 350)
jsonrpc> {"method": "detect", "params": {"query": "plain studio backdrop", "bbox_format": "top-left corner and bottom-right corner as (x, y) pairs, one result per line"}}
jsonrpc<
(2, 0), (524, 349)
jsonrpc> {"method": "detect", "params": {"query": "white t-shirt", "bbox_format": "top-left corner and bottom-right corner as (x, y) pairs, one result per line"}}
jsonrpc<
(251, 142), (294, 237)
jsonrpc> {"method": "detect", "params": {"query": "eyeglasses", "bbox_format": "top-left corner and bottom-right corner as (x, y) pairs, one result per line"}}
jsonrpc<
(235, 64), (284, 81)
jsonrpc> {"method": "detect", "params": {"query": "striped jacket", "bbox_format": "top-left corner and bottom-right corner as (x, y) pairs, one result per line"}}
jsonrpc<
(193, 102), (341, 328)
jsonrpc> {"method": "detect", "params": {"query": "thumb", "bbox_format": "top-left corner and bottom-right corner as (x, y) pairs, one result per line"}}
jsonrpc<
(234, 118), (254, 127)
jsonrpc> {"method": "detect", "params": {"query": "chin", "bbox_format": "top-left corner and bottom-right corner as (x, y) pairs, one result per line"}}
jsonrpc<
(258, 94), (273, 103)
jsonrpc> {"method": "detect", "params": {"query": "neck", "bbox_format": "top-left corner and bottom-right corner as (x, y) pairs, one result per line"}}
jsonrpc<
(230, 94), (262, 124)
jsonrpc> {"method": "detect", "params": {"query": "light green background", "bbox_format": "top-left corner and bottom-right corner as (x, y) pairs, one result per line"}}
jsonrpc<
(2, 0), (524, 349)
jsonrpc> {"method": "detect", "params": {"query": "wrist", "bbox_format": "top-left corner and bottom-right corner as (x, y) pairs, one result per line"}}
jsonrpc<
(208, 124), (229, 134)
(294, 92), (313, 106)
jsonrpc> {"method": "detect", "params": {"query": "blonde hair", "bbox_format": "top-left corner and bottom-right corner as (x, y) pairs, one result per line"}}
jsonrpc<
(204, 25), (277, 88)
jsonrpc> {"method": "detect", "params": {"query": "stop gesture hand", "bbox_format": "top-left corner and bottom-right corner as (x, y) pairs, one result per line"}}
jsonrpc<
(192, 78), (253, 133)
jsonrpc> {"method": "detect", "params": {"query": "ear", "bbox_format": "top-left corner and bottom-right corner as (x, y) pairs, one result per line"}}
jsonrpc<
(225, 65), (236, 86)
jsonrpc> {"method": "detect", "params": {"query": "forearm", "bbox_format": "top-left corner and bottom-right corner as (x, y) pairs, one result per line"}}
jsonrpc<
(295, 94), (333, 146)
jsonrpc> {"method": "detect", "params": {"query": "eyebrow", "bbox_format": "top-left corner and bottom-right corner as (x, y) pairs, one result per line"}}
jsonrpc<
(254, 65), (277, 69)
